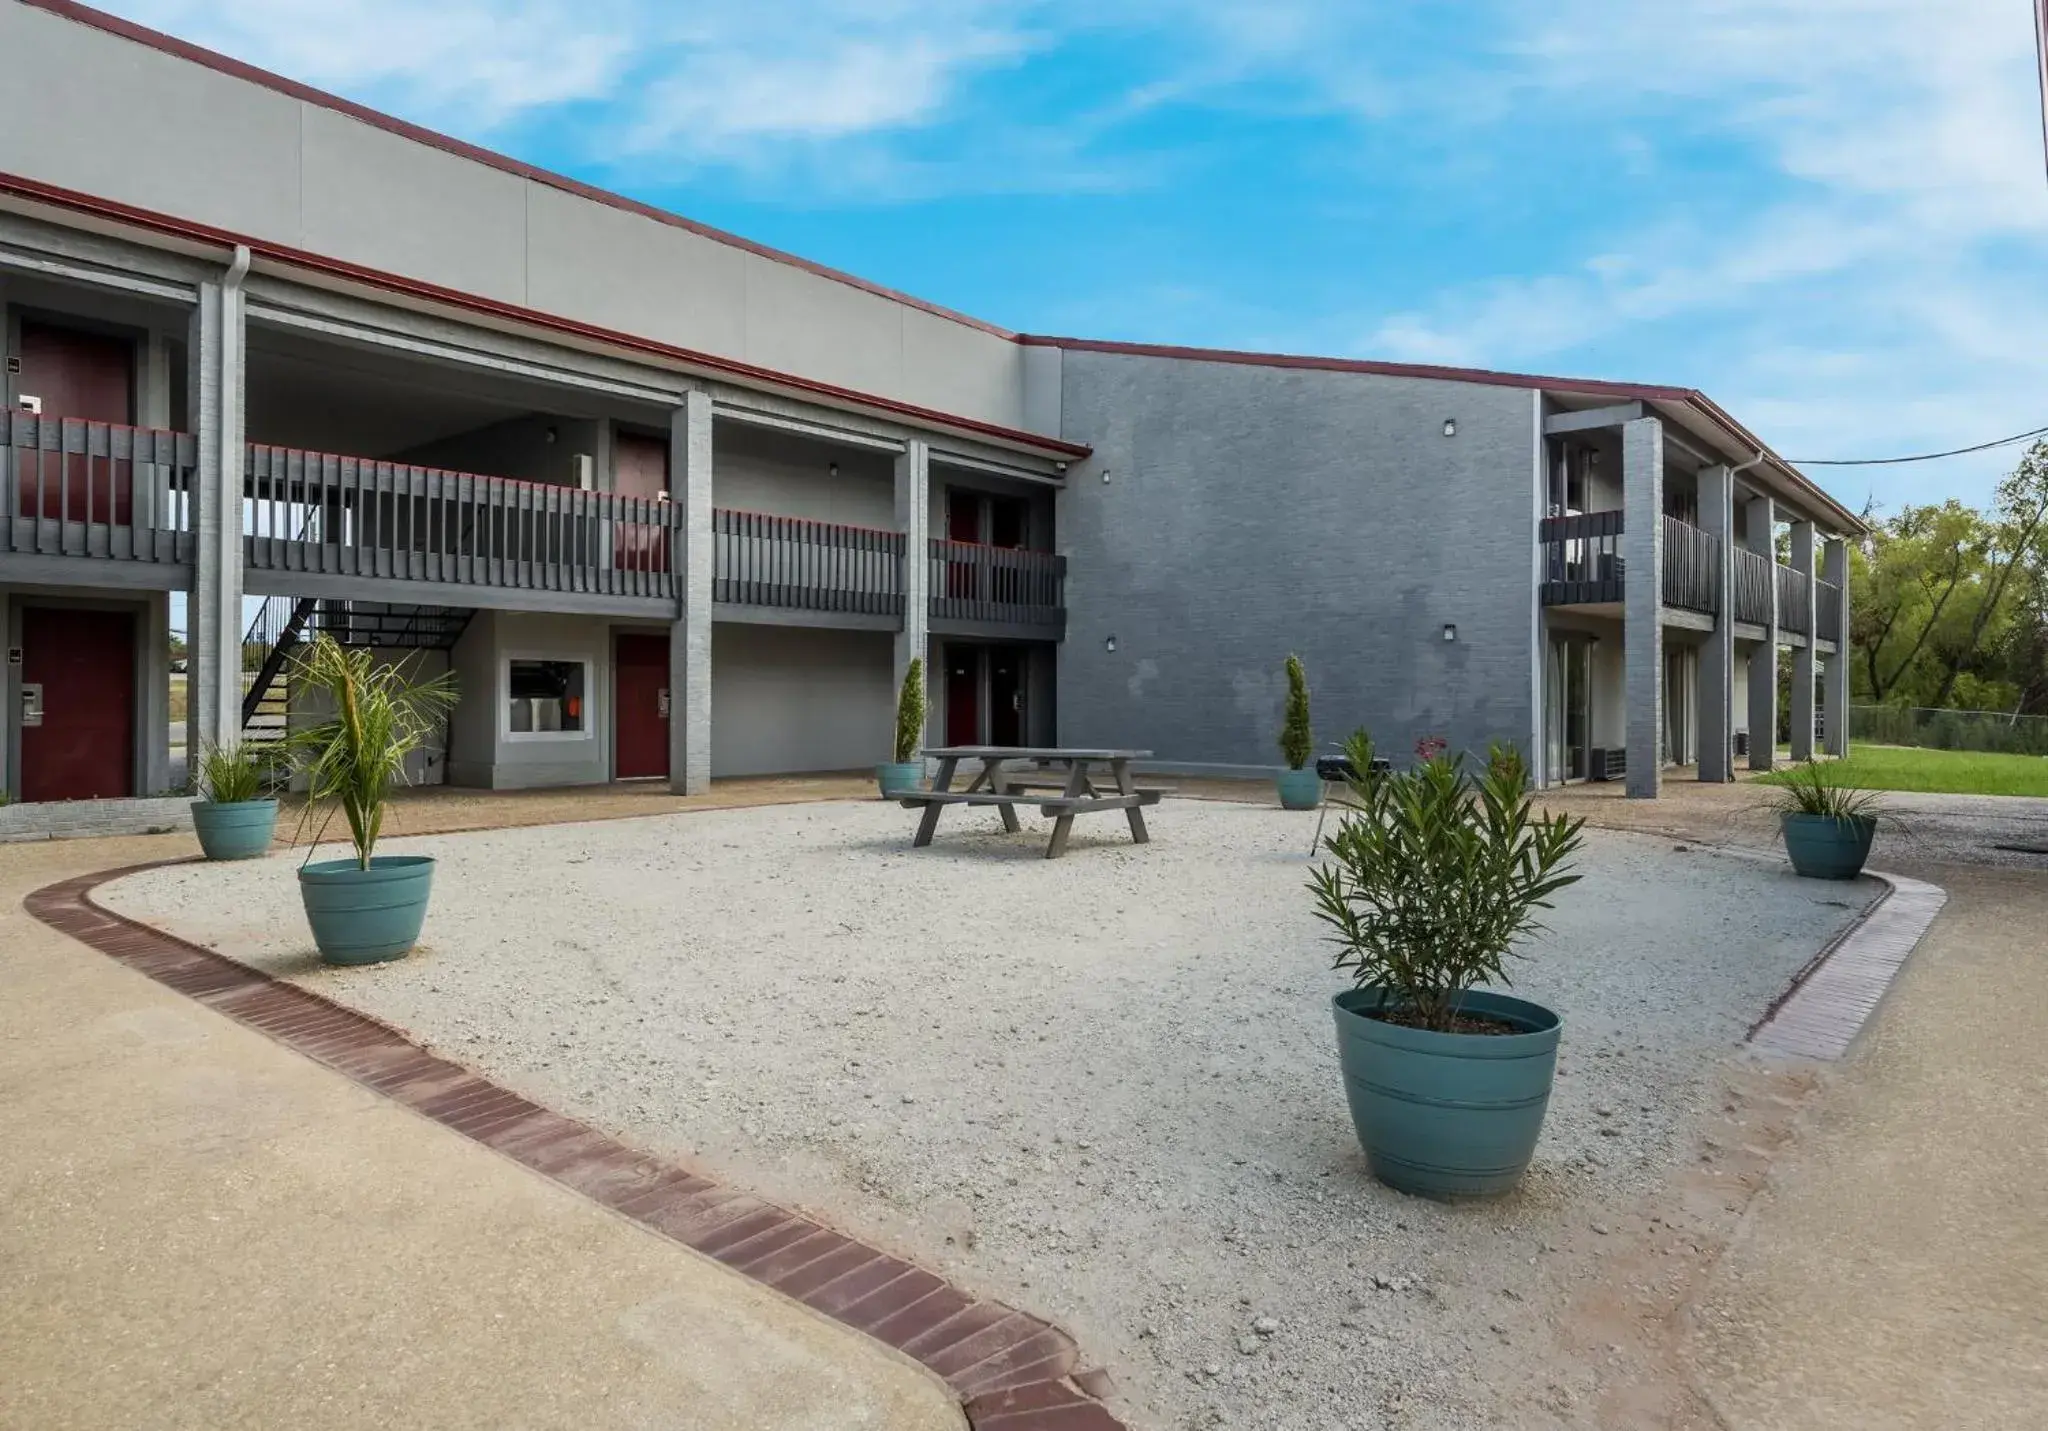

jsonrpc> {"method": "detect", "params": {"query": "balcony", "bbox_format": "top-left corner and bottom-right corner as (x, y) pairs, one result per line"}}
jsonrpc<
(1776, 562), (1810, 636)
(1659, 514), (1718, 615)
(1732, 547), (1774, 626)
(714, 509), (905, 617)
(1815, 578), (1842, 641)
(929, 539), (1067, 637)
(1538, 510), (1625, 604)
(1, 414), (195, 569)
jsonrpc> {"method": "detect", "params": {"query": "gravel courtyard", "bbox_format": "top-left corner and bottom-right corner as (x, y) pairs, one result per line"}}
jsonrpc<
(104, 799), (1873, 1430)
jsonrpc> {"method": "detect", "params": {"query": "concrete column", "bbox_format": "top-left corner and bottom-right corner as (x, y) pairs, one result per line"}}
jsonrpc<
(668, 389), (713, 794)
(1823, 536), (1851, 757)
(1622, 416), (1663, 798)
(893, 439), (931, 711)
(1745, 495), (1778, 771)
(1697, 464), (1735, 782)
(1789, 519), (1817, 762)
(187, 252), (248, 768)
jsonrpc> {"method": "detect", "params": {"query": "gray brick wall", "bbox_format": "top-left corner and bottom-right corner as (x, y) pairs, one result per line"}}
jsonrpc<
(0, 795), (192, 842)
(1055, 351), (1541, 770)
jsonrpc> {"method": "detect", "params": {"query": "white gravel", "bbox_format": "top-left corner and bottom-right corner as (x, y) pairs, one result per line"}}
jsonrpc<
(103, 798), (1873, 1430)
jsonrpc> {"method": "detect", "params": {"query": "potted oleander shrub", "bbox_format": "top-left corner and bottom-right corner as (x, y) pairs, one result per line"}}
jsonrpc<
(877, 658), (926, 798)
(286, 635), (458, 966)
(1770, 761), (1880, 880)
(1276, 654), (1320, 810)
(190, 741), (280, 860)
(1309, 732), (1585, 1198)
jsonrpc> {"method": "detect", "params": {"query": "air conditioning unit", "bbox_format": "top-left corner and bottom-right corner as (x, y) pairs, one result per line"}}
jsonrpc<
(1733, 731), (1751, 758)
(1589, 747), (1627, 782)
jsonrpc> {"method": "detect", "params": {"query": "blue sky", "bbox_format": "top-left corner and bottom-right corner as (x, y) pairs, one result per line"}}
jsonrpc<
(107, 0), (2048, 517)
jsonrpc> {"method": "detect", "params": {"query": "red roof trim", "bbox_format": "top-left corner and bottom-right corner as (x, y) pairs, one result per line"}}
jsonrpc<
(16, 0), (1017, 341)
(0, 171), (1090, 461)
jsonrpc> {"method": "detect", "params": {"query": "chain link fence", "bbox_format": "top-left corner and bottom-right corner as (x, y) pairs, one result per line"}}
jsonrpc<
(1851, 705), (2048, 756)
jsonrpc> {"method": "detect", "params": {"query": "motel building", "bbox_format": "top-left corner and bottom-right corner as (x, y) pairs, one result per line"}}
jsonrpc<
(0, 1), (1859, 834)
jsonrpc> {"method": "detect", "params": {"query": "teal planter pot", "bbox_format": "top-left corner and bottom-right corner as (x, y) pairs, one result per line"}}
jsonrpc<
(1276, 768), (1322, 810)
(1332, 987), (1561, 1199)
(298, 856), (436, 966)
(876, 762), (923, 798)
(190, 798), (278, 860)
(1781, 813), (1876, 880)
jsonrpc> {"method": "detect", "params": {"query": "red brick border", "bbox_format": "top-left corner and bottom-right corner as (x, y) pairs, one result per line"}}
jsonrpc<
(25, 862), (1127, 1431)
(1747, 869), (1947, 1061)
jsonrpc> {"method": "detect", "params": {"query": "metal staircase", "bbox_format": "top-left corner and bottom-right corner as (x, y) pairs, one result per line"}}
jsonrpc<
(239, 596), (474, 748)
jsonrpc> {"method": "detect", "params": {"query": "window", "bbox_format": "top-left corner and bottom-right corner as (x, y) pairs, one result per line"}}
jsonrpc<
(507, 658), (586, 734)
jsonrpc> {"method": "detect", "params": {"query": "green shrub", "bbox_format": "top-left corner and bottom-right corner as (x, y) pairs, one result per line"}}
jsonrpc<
(1308, 730), (1584, 1033)
(1765, 760), (1882, 821)
(196, 741), (271, 803)
(1279, 654), (1313, 770)
(893, 658), (926, 765)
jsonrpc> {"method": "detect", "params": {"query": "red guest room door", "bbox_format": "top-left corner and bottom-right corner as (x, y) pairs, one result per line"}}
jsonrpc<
(613, 632), (669, 779)
(20, 606), (135, 802)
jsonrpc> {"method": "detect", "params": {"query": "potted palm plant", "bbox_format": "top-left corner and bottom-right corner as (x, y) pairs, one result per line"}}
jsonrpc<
(190, 741), (279, 860)
(877, 657), (926, 798)
(1309, 732), (1585, 1198)
(1276, 653), (1320, 809)
(1769, 761), (1880, 879)
(286, 635), (458, 966)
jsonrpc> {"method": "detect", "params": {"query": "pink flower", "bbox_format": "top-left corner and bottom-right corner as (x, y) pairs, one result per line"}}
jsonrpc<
(1414, 735), (1449, 763)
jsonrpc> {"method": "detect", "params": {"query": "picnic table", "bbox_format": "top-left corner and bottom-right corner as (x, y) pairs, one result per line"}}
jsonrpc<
(900, 747), (1164, 859)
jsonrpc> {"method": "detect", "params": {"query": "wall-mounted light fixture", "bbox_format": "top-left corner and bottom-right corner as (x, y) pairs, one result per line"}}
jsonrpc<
(1105, 634), (1118, 653)
(828, 462), (839, 479)
(1442, 623), (1457, 642)
(1442, 419), (1457, 437)
(544, 425), (559, 443)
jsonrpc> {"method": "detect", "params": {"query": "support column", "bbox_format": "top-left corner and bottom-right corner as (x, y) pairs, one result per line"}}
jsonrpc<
(187, 251), (248, 774)
(1745, 495), (1778, 771)
(668, 388), (713, 794)
(1789, 519), (1817, 762)
(1697, 464), (1735, 782)
(1823, 536), (1851, 757)
(1622, 416), (1663, 798)
(893, 439), (930, 710)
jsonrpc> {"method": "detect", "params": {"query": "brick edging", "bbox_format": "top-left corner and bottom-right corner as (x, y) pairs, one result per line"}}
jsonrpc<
(1747, 868), (1948, 1060)
(25, 861), (1127, 1431)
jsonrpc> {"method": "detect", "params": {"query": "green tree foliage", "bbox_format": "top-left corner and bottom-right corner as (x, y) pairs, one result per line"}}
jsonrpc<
(1852, 442), (2048, 714)
(893, 658), (926, 764)
(1279, 654), (1313, 770)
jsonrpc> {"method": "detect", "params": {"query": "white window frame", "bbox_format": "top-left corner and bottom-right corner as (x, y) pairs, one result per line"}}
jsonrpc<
(501, 651), (596, 744)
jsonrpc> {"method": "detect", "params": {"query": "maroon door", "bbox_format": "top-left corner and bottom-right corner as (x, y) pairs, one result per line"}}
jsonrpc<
(20, 606), (135, 802)
(16, 321), (136, 524)
(945, 490), (980, 600)
(613, 433), (671, 574)
(945, 645), (981, 746)
(613, 632), (669, 779)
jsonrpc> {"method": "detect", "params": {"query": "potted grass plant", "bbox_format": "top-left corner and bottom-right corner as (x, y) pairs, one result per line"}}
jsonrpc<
(285, 635), (458, 966)
(877, 657), (926, 798)
(1309, 732), (1585, 1198)
(1769, 761), (1880, 880)
(1276, 654), (1320, 810)
(190, 741), (279, 860)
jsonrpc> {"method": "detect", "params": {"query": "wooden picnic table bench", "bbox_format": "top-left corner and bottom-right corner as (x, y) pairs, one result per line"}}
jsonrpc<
(898, 746), (1164, 858)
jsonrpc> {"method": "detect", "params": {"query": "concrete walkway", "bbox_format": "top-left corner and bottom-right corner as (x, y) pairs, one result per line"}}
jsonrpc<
(0, 832), (963, 1431)
(1544, 779), (2048, 1430)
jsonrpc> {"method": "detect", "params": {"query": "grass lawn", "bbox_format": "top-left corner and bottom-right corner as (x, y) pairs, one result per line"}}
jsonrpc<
(1766, 744), (2048, 798)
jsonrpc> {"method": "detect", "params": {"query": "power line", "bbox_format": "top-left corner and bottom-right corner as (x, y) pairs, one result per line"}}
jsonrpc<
(1791, 424), (2048, 467)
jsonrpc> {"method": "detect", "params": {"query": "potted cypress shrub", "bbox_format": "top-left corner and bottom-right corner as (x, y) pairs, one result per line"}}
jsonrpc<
(286, 635), (458, 966)
(1770, 761), (1880, 879)
(1276, 653), (1319, 810)
(1309, 732), (1585, 1198)
(190, 741), (279, 860)
(877, 657), (926, 798)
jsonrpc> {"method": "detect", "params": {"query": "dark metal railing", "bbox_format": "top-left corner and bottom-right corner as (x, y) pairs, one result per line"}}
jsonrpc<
(1776, 562), (1811, 635)
(243, 444), (678, 599)
(1732, 547), (1774, 626)
(1, 413), (195, 561)
(1660, 514), (1719, 614)
(712, 509), (905, 615)
(1538, 510), (1624, 604)
(1815, 578), (1842, 641)
(929, 539), (1066, 629)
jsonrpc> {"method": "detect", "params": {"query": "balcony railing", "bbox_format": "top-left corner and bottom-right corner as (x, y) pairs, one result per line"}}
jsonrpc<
(1815, 578), (1842, 641)
(1660, 514), (1719, 615)
(713, 509), (904, 615)
(1776, 562), (1811, 636)
(1539, 510), (1624, 604)
(244, 444), (678, 600)
(1732, 547), (1774, 626)
(929, 539), (1066, 632)
(1, 413), (195, 562)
